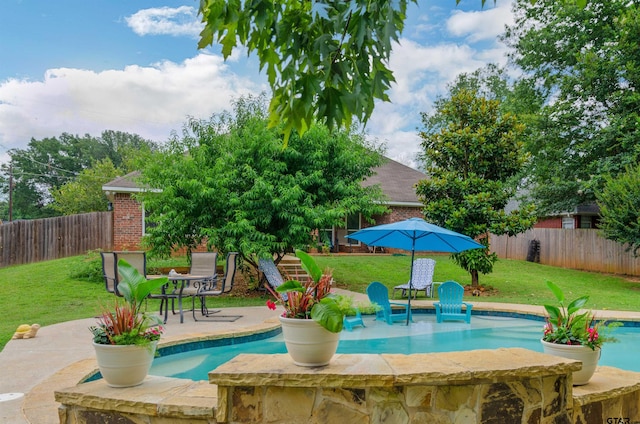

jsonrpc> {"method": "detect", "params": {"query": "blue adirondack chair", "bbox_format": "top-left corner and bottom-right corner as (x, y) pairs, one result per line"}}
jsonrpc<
(433, 281), (473, 323)
(366, 281), (412, 325)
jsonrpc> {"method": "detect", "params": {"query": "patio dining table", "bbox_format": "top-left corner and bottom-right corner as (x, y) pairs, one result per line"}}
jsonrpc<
(148, 274), (215, 324)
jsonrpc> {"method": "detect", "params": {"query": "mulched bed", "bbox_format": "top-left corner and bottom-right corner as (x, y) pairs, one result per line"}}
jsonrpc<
(464, 284), (499, 297)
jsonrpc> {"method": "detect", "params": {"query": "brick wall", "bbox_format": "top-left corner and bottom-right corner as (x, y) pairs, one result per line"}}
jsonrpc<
(111, 195), (424, 254)
(369, 206), (423, 227)
(338, 206), (423, 253)
(113, 193), (144, 251)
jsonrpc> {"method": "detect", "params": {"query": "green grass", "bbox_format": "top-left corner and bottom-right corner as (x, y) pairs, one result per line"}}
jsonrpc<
(315, 254), (640, 311)
(1, 252), (638, 352)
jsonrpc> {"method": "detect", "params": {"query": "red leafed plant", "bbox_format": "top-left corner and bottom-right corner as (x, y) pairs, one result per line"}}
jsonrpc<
(266, 249), (345, 333)
(90, 259), (167, 346)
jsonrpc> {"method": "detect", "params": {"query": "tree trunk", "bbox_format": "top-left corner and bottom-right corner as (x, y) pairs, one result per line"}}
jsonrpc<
(470, 269), (479, 287)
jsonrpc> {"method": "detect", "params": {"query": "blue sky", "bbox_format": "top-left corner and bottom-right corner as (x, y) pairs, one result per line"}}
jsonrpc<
(0, 0), (514, 168)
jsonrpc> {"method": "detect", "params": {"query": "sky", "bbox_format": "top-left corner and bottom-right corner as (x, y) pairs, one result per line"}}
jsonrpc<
(0, 0), (515, 169)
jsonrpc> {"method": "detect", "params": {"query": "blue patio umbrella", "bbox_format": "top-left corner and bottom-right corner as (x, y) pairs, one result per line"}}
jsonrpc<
(347, 217), (484, 324)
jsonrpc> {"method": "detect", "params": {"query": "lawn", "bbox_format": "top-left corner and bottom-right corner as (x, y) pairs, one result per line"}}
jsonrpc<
(1, 252), (638, 351)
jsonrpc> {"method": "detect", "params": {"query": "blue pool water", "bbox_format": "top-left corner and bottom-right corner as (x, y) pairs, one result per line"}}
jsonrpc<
(150, 314), (640, 381)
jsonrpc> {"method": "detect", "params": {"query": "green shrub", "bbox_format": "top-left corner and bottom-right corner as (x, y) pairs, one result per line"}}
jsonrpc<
(69, 249), (104, 282)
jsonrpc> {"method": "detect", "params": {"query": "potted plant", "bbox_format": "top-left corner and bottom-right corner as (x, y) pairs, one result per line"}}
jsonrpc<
(90, 259), (168, 387)
(540, 281), (621, 385)
(266, 249), (348, 366)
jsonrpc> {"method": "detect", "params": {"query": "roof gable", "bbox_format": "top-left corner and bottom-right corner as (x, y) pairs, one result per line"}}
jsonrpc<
(103, 157), (426, 206)
(364, 157), (426, 205)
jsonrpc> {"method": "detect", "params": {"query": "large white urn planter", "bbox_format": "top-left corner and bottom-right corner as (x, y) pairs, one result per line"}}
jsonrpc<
(93, 341), (158, 387)
(540, 340), (600, 385)
(279, 316), (340, 367)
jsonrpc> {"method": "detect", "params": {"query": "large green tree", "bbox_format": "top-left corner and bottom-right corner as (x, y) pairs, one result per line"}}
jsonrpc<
(503, 0), (640, 215)
(596, 164), (640, 256)
(196, 1), (582, 141)
(51, 158), (121, 215)
(138, 95), (387, 271)
(416, 88), (536, 287)
(0, 131), (158, 220)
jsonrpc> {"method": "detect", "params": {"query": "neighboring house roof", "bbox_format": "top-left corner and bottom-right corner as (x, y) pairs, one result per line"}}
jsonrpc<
(102, 171), (144, 194)
(363, 157), (426, 207)
(102, 157), (426, 207)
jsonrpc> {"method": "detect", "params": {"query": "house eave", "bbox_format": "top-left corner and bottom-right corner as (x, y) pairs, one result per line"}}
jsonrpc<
(380, 201), (423, 208)
(102, 185), (162, 194)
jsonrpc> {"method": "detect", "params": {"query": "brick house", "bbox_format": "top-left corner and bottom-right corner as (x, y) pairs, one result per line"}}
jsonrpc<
(533, 203), (601, 229)
(102, 157), (426, 252)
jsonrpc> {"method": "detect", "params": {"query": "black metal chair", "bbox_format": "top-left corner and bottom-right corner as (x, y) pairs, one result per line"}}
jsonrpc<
(191, 252), (242, 322)
(100, 252), (121, 296)
(113, 251), (171, 321)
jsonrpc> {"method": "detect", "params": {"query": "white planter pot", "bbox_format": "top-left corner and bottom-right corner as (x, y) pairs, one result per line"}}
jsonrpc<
(540, 339), (601, 385)
(279, 316), (340, 367)
(93, 341), (157, 387)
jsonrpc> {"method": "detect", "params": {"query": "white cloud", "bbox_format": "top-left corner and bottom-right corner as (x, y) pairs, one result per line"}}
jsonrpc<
(365, 1), (515, 170)
(446, 0), (514, 43)
(125, 6), (202, 38)
(0, 53), (267, 156)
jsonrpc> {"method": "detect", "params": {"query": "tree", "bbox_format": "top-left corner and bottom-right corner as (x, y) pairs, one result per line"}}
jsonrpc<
(138, 95), (387, 272)
(503, 0), (640, 215)
(51, 158), (121, 215)
(199, 1), (530, 142)
(416, 88), (536, 287)
(0, 131), (158, 220)
(596, 165), (640, 256)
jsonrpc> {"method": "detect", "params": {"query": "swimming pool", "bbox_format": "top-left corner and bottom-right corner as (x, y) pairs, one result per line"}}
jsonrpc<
(150, 314), (640, 381)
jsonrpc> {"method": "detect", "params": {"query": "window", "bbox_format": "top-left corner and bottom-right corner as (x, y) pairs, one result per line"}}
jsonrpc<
(345, 214), (361, 245)
(562, 217), (575, 229)
(318, 228), (334, 248)
(142, 204), (157, 235)
(579, 216), (592, 229)
(319, 214), (362, 247)
(334, 214), (362, 246)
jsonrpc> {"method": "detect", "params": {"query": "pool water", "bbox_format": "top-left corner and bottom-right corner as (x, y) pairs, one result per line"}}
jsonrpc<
(150, 315), (640, 381)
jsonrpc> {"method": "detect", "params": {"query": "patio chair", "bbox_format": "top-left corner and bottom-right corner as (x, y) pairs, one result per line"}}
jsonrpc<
(433, 281), (473, 323)
(114, 251), (147, 279)
(366, 281), (412, 325)
(166, 251), (219, 317)
(100, 252), (121, 296)
(114, 250), (171, 319)
(189, 251), (218, 287)
(191, 252), (242, 322)
(392, 258), (436, 299)
(258, 258), (285, 290)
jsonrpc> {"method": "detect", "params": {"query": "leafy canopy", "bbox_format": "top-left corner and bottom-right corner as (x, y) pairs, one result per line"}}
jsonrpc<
(138, 95), (387, 268)
(503, 0), (640, 215)
(416, 87), (536, 286)
(198, 0), (412, 142)
(596, 164), (640, 256)
(196, 1), (584, 143)
(0, 131), (158, 220)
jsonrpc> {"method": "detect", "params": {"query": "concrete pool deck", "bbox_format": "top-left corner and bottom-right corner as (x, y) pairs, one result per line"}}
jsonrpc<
(2, 291), (639, 424)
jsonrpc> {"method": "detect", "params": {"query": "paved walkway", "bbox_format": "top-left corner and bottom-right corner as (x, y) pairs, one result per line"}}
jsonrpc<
(1, 292), (638, 423)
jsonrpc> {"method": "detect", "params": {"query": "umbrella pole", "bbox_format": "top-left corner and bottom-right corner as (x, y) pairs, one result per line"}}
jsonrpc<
(407, 245), (416, 325)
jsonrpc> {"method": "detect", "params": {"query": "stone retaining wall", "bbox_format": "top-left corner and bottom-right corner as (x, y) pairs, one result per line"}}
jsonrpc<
(55, 348), (640, 424)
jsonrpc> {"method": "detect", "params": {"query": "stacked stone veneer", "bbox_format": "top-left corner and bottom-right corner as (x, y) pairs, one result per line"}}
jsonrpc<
(55, 348), (640, 424)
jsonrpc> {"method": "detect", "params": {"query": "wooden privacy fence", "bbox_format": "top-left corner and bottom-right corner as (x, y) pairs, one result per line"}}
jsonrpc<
(0, 212), (113, 268)
(490, 228), (640, 277)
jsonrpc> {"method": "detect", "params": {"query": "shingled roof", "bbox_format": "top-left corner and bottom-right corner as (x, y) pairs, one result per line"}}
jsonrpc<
(102, 171), (146, 194)
(363, 157), (425, 206)
(103, 157), (426, 206)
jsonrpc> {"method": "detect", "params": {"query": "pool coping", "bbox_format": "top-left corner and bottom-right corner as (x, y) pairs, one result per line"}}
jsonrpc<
(17, 299), (640, 423)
